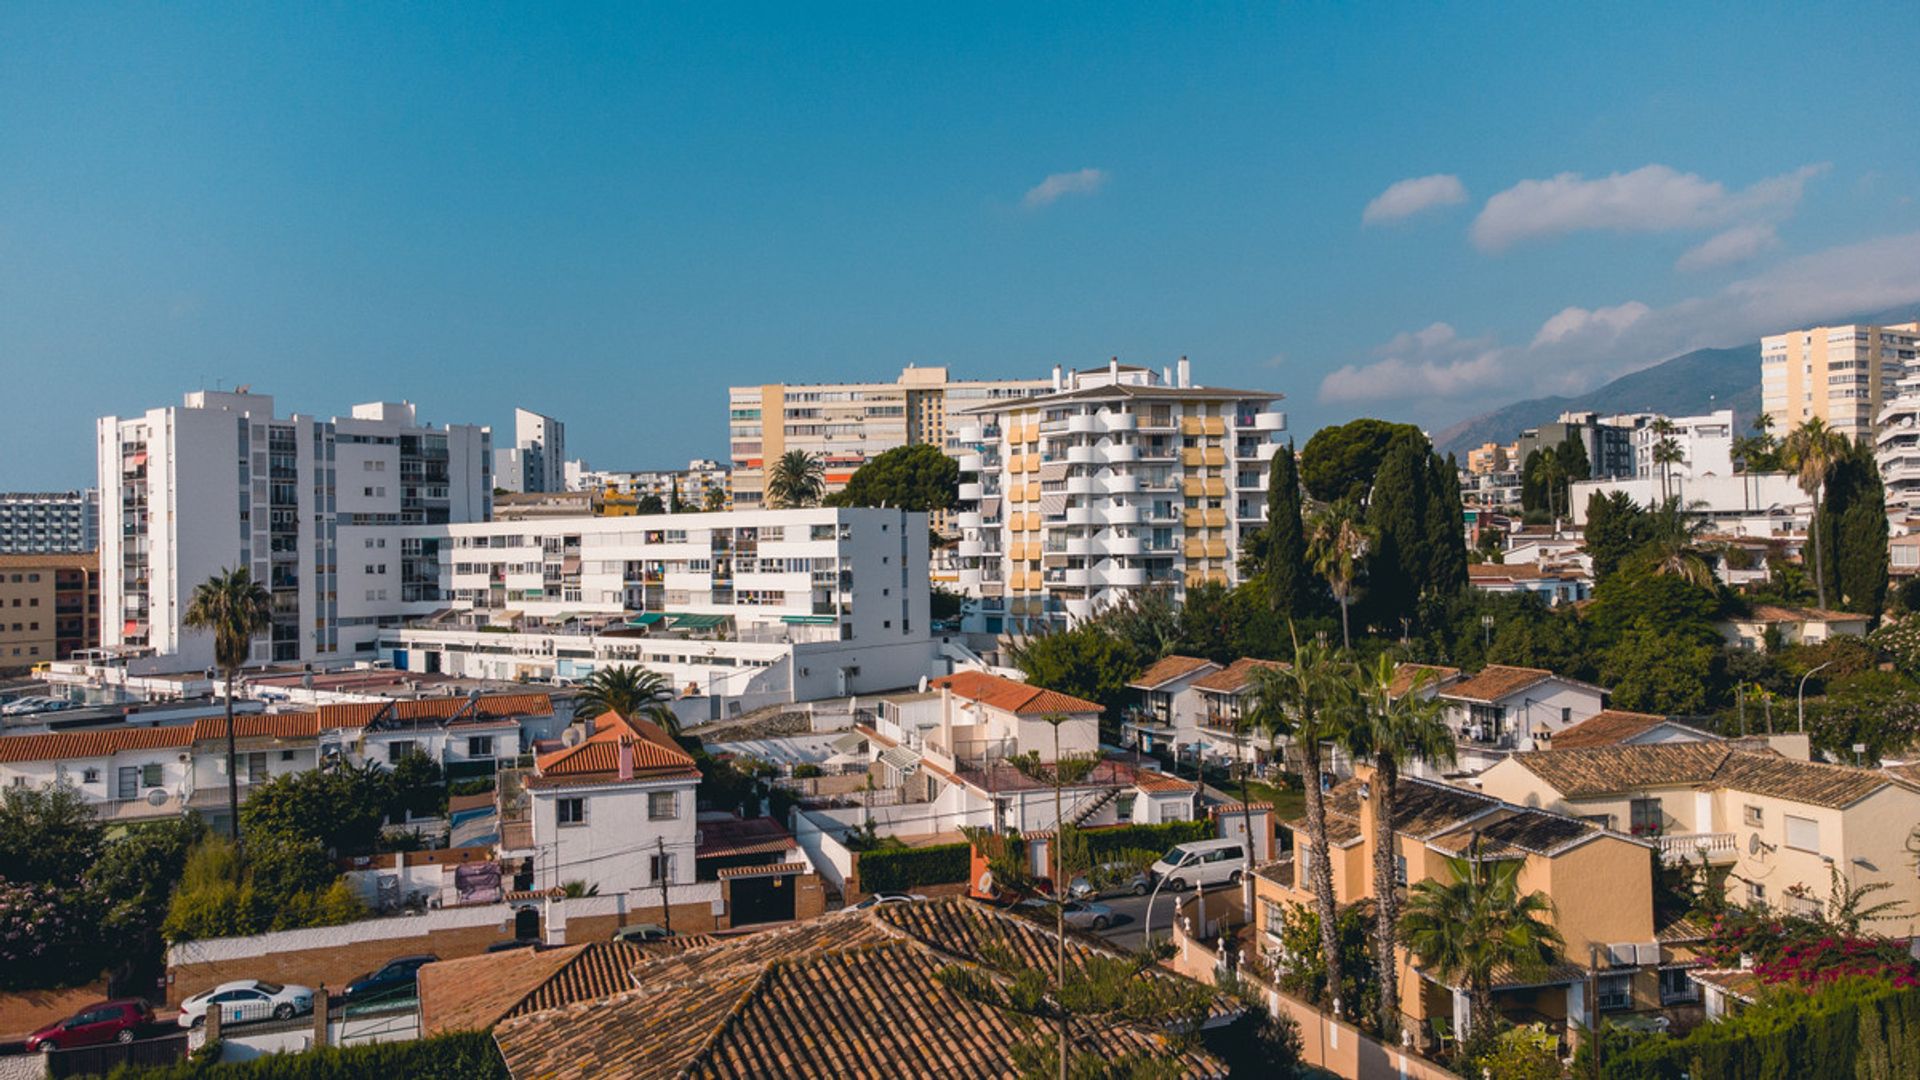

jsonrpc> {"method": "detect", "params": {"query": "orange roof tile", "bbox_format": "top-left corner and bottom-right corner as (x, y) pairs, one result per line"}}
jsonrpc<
(0, 724), (196, 764)
(930, 671), (1103, 716)
(535, 711), (697, 780)
(188, 712), (319, 742)
(1133, 770), (1198, 794)
(1440, 664), (1563, 703)
(1388, 663), (1462, 698)
(1127, 655), (1220, 690)
(1191, 658), (1287, 694)
(317, 693), (553, 731)
(1548, 709), (1685, 750)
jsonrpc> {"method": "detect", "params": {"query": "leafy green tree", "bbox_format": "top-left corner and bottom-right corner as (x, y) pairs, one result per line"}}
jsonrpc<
(1638, 496), (1715, 588)
(633, 492), (667, 514)
(1269, 899), (1380, 1025)
(1554, 432), (1590, 485)
(0, 781), (104, 885)
(1474, 1024), (1563, 1080)
(1601, 620), (1719, 714)
(823, 443), (960, 512)
(1172, 579), (1241, 664)
(1366, 431), (1429, 627)
(182, 566), (273, 848)
(239, 762), (393, 857)
(702, 485), (728, 512)
(162, 836), (262, 943)
(1734, 411), (1783, 473)
(1424, 453), (1469, 596)
(1815, 440), (1889, 617)
(1300, 418), (1422, 504)
(1263, 444), (1307, 615)
(1584, 490), (1643, 585)
(1400, 851), (1564, 1040)
(575, 664), (683, 736)
(386, 750), (446, 820)
(1308, 500), (1370, 649)
(0, 879), (100, 990)
(766, 449), (826, 508)
(1518, 449), (1545, 514)
(1584, 562), (1721, 652)
(91, 815), (201, 982)
(1006, 626), (1145, 721)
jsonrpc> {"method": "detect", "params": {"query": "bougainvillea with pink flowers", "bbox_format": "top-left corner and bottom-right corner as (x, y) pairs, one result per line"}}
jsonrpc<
(1699, 909), (1920, 990)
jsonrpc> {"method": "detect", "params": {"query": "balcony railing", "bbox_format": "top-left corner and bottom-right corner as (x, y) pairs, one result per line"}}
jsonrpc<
(1656, 832), (1737, 863)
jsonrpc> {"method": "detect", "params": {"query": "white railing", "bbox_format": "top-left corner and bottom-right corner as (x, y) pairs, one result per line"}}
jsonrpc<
(1657, 832), (1737, 862)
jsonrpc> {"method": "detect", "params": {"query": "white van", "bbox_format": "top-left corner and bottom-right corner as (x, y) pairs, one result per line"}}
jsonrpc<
(1150, 838), (1248, 891)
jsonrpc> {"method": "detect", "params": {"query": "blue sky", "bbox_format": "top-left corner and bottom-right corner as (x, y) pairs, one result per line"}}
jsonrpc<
(4, 3), (1919, 486)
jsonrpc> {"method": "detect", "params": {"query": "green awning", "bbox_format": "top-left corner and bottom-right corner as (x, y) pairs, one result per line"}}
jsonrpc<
(780, 615), (838, 625)
(669, 613), (728, 630)
(627, 613), (665, 626)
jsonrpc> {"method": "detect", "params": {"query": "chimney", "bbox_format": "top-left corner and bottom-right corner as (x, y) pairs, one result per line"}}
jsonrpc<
(1109, 356), (1119, 381)
(617, 735), (634, 780)
(1162, 365), (1172, 386)
(1177, 356), (1191, 388)
(1052, 364), (1063, 392)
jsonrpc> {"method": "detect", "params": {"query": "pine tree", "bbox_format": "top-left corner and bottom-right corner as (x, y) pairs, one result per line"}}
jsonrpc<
(1519, 449), (1545, 513)
(1585, 490), (1644, 585)
(1366, 432), (1429, 626)
(1265, 444), (1307, 615)
(1555, 433), (1591, 484)
(1423, 453), (1468, 595)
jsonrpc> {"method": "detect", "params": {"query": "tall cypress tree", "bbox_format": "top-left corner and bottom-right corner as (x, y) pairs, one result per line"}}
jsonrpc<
(1366, 432), (1429, 625)
(1585, 490), (1644, 585)
(1424, 453), (1468, 595)
(1265, 444), (1307, 615)
(1818, 441), (1889, 617)
(1519, 449), (1545, 513)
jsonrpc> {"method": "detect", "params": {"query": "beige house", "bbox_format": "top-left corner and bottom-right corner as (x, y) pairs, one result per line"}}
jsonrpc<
(1717, 604), (1870, 651)
(1476, 744), (1920, 935)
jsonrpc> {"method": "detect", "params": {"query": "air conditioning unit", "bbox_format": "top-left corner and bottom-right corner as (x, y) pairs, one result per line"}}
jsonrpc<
(1607, 943), (1638, 966)
(1636, 943), (1661, 966)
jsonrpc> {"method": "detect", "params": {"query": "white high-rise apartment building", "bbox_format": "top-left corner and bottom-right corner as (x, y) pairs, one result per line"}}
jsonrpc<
(494, 408), (566, 494)
(1762, 322), (1920, 441)
(97, 390), (492, 670)
(950, 359), (1285, 633)
(0, 490), (99, 553)
(1630, 409), (1735, 485)
(727, 365), (1055, 509)
(1876, 376), (1920, 533)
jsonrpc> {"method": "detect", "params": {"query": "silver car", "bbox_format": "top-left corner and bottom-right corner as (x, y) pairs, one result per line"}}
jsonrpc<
(1018, 897), (1116, 931)
(1069, 862), (1151, 899)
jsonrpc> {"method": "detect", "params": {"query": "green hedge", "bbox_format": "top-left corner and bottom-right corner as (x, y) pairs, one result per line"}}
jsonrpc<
(101, 1032), (507, 1079)
(1588, 979), (1920, 1080)
(857, 841), (971, 893)
(1083, 820), (1213, 862)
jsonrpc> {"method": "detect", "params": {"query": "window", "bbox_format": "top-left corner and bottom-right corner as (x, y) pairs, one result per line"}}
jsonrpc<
(1743, 805), (1764, 827)
(1784, 814), (1820, 853)
(1660, 967), (1700, 1004)
(648, 791), (678, 821)
(649, 853), (674, 883)
(1629, 798), (1663, 836)
(281, 749), (295, 761)
(140, 763), (163, 788)
(387, 740), (417, 764)
(82, 767), (100, 784)
(246, 752), (268, 783)
(467, 735), (495, 759)
(1597, 974), (1633, 1010)
(557, 797), (586, 826)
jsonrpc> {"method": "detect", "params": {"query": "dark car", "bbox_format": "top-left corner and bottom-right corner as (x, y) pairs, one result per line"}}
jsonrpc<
(26, 999), (153, 1052)
(342, 954), (439, 1002)
(486, 939), (541, 953)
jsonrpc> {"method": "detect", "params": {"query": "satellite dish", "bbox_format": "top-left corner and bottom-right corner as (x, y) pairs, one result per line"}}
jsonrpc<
(145, 789), (168, 807)
(976, 869), (996, 898)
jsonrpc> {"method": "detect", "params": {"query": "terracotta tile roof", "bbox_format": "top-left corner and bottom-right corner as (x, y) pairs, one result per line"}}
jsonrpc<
(1740, 604), (1869, 624)
(0, 724), (196, 764)
(1288, 775), (1611, 858)
(1132, 770), (1198, 794)
(1388, 663), (1462, 699)
(188, 712), (320, 742)
(535, 711), (697, 781)
(930, 671), (1103, 716)
(419, 937), (727, 1036)
(1127, 655), (1220, 691)
(1548, 710), (1677, 749)
(0, 551), (97, 569)
(493, 899), (1228, 1079)
(1440, 664), (1565, 703)
(1511, 745), (1908, 809)
(715, 861), (809, 880)
(317, 693), (554, 731)
(697, 816), (798, 860)
(1191, 658), (1288, 695)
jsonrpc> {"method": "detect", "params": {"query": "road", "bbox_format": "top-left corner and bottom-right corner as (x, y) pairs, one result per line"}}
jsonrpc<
(1088, 881), (1239, 954)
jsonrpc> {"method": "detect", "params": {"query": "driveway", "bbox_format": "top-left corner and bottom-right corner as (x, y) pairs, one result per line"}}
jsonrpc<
(1088, 882), (1240, 954)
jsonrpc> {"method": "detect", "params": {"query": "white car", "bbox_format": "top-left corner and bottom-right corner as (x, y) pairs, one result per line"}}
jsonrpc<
(176, 980), (314, 1028)
(853, 892), (928, 909)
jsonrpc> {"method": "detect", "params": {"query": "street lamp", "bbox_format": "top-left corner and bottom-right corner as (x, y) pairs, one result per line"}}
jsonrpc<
(1798, 660), (1835, 733)
(1144, 848), (1202, 947)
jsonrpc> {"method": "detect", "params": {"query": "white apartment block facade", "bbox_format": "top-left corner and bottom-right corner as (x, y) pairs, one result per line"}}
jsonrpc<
(1762, 322), (1920, 441)
(569, 459), (732, 507)
(494, 408), (566, 494)
(382, 508), (945, 706)
(1631, 409), (1735, 484)
(0, 490), (99, 554)
(727, 365), (1055, 509)
(949, 360), (1286, 632)
(97, 391), (492, 671)
(1876, 375), (1920, 532)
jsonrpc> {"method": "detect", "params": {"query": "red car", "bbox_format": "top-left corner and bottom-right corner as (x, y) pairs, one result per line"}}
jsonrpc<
(25, 999), (154, 1052)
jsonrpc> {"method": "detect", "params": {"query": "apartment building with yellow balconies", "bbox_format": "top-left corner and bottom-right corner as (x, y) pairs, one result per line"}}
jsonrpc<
(947, 358), (1284, 634)
(1762, 322), (1920, 441)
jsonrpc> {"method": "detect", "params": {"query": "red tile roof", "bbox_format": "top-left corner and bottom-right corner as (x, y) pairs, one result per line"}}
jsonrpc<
(714, 861), (809, 880)
(1440, 665), (1568, 703)
(1740, 604), (1869, 624)
(0, 724), (196, 764)
(1388, 663), (1462, 698)
(535, 711), (697, 781)
(316, 693), (553, 731)
(1127, 655), (1219, 690)
(1191, 658), (1288, 694)
(931, 671), (1103, 716)
(1133, 770), (1199, 794)
(1548, 709), (1685, 750)
(696, 816), (798, 860)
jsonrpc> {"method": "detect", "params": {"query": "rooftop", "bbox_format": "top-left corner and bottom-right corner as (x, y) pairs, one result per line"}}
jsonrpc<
(1547, 709), (1707, 750)
(931, 671), (1103, 716)
(1388, 663), (1462, 699)
(1287, 774), (1617, 859)
(1509, 744), (1911, 809)
(1191, 658), (1287, 695)
(1439, 664), (1588, 704)
(418, 938), (717, 1036)
(531, 711), (698, 785)
(1126, 655), (1219, 691)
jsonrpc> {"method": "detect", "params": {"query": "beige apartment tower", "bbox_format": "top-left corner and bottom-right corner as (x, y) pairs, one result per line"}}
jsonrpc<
(1762, 322), (1920, 441)
(727, 366), (1056, 509)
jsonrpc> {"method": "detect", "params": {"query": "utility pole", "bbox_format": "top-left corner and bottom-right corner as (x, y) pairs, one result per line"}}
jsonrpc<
(656, 836), (673, 934)
(1588, 942), (1601, 1080)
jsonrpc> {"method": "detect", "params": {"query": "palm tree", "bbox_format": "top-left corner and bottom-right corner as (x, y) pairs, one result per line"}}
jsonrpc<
(1247, 631), (1354, 1017)
(1307, 503), (1369, 650)
(1782, 417), (1848, 609)
(1344, 655), (1456, 1039)
(1399, 843), (1564, 1039)
(182, 567), (272, 849)
(766, 450), (826, 508)
(1534, 445), (1567, 521)
(702, 485), (728, 512)
(575, 665), (682, 737)
(1640, 496), (1715, 587)
(1651, 435), (1684, 502)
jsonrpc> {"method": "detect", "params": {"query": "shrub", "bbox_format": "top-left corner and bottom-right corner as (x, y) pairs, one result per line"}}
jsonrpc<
(1082, 820), (1213, 863)
(101, 1030), (507, 1078)
(448, 778), (497, 797)
(857, 841), (971, 893)
(792, 763), (824, 779)
(1587, 978), (1920, 1079)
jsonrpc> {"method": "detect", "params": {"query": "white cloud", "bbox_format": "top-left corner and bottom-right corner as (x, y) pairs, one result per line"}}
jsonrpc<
(1361, 174), (1468, 225)
(1471, 163), (1827, 251)
(1022, 168), (1108, 209)
(1318, 230), (1920, 411)
(1676, 222), (1780, 271)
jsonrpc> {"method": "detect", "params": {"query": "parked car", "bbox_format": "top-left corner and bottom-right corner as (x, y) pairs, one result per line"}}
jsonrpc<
(852, 892), (928, 909)
(611, 923), (672, 943)
(25, 999), (153, 1051)
(486, 939), (541, 953)
(1069, 863), (1151, 899)
(176, 981), (314, 1028)
(342, 954), (438, 1002)
(1149, 839), (1247, 892)
(1015, 897), (1117, 931)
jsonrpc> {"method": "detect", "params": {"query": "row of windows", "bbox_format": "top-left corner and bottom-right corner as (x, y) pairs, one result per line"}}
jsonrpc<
(556, 790), (679, 825)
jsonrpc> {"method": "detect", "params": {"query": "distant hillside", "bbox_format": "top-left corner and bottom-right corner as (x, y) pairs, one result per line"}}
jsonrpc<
(1433, 345), (1760, 457)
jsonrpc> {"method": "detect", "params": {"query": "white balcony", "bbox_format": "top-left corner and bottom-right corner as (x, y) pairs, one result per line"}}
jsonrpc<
(1065, 506), (1095, 526)
(957, 538), (984, 558)
(1066, 476), (1097, 495)
(958, 453), (984, 473)
(954, 511), (984, 530)
(956, 424), (984, 443)
(1102, 504), (1142, 525)
(1099, 565), (1147, 587)
(1102, 443), (1141, 463)
(1060, 567), (1092, 587)
(1656, 832), (1739, 865)
(1067, 414), (1099, 434)
(1252, 410), (1287, 432)
(1064, 535), (1093, 556)
(957, 481), (983, 501)
(1102, 473), (1140, 494)
(1096, 533), (1145, 556)
(1066, 445), (1097, 465)
(1100, 411), (1138, 432)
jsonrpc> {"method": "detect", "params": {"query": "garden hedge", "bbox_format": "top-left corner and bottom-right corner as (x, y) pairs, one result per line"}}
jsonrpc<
(1591, 979), (1920, 1080)
(1082, 819), (1213, 862)
(100, 1032), (507, 1079)
(856, 841), (971, 893)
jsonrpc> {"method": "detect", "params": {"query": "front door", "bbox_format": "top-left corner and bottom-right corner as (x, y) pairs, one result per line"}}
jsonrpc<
(514, 906), (541, 941)
(729, 873), (797, 926)
(117, 766), (138, 800)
